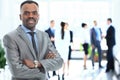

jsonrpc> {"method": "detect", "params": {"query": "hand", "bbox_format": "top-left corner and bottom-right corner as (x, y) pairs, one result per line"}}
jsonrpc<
(50, 37), (55, 41)
(91, 44), (95, 49)
(45, 51), (56, 59)
(23, 59), (35, 69)
(101, 35), (105, 39)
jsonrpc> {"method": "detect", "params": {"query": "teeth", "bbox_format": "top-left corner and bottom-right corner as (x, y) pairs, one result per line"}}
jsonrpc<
(28, 20), (34, 23)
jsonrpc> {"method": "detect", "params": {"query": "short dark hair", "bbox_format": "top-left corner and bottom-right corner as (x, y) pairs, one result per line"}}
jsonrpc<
(81, 23), (87, 28)
(20, 0), (39, 9)
(50, 20), (54, 23)
(107, 18), (112, 23)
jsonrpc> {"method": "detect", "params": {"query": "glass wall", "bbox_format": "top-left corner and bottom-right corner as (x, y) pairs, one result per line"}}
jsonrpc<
(0, 0), (111, 40)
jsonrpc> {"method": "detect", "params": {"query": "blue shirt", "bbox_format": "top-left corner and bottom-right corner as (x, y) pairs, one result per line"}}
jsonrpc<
(94, 27), (101, 41)
(21, 25), (38, 52)
(50, 27), (55, 35)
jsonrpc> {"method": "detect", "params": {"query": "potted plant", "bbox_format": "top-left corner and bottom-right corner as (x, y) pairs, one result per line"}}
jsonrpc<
(88, 45), (98, 62)
(0, 40), (6, 69)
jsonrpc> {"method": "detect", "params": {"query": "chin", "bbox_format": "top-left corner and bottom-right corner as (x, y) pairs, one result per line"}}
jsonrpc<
(26, 26), (35, 30)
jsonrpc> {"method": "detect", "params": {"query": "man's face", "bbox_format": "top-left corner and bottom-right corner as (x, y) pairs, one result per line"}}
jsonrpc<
(107, 20), (110, 25)
(93, 21), (97, 26)
(20, 3), (39, 30)
(50, 21), (55, 28)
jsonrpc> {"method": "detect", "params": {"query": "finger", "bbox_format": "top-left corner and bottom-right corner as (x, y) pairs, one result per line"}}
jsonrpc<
(45, 53), (56, 59)
(46, 55), (53, 59)
(46, 53), (51, 58)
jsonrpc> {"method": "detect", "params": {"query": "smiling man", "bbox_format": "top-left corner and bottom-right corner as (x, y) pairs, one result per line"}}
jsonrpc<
(3, 0), (63, 80)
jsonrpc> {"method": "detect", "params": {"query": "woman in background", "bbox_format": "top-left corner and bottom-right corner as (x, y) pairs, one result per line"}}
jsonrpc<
(81, 23), (90, 69)
(55, 22), (73, 80)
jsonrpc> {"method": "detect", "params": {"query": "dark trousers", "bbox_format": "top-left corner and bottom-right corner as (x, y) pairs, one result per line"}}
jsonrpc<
(106, 46), (114, 70)
(68, 46), (72, 60)
(91, 41), (102, 67)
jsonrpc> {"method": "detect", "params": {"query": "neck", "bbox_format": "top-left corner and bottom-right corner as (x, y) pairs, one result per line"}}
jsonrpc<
(28, 27), (35, 31)
(50, 27), (54, 29)
(25, 26), (35, 31)
(64, 28), (67, 31)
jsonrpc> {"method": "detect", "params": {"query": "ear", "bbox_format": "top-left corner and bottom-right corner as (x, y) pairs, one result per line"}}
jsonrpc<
(38, 14), (40, 20)
(19, 14), (22, 20)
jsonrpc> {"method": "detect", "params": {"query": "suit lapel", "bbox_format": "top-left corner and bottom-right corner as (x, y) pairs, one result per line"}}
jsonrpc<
(36, 31), (43, 59)
(16, 26), (37, 60)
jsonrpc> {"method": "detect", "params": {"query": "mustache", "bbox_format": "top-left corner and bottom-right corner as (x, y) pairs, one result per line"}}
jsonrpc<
(26, 17), (36, 22)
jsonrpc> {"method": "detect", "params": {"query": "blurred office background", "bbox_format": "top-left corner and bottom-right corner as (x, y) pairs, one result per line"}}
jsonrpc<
(0, 0), (120, 48)
(0, 0), (120, 80)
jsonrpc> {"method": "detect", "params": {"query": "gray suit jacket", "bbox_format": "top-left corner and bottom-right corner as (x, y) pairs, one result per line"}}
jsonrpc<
(3, 25), (63, 80)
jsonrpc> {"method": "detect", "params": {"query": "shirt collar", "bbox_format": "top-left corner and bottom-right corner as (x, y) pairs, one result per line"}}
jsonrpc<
(108, 23), (112, 27)
(94, 26), (99, 29)
(21, 25), (37, 33)
(50, 27), (55, 30)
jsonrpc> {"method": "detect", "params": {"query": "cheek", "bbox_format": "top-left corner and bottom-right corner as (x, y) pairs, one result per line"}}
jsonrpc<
(20, 15), (22, 20)
(35, 16), (39, 22)
(65, 26), (68, 29)
(21, 16), (28, 21)
(37, 14), (40, 20)
(37, 15), (39, 20)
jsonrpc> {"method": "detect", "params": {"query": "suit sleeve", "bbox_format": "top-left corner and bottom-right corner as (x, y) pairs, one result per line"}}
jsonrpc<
(90, 29), (94, 45)
(3, 34), (45, 79)
(70, 31), (73, 43)
(40, 34), (63, 71)
(106, 27), (116, 46)
(111, 27), (115, 45)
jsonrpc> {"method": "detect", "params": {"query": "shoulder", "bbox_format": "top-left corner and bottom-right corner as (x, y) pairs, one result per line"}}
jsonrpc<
(110, 25), (115, 29)
(91, 28), (94, 31)
(91, 27), (94, 30)
(45, 28), (50, 32)
(69, 30), (73, 34)
(69, 30), (72, 32)
(109, 25), (115, 31)
(45, 27), (50, 30)
(4, 29), (18, 38)
(3, 29), (18, 44)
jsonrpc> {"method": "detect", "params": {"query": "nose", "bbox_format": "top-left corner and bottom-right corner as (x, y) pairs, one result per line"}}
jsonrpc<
(28, 12), (34, 18)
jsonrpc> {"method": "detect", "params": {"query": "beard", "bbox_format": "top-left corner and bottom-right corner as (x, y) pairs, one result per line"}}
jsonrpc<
(23, 17), (38, 30)
(26, 17), (36, 23)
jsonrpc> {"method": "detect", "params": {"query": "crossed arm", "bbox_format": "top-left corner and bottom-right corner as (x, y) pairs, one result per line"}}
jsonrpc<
(3, 34), (63, 78)
(23, 52), (56, 69)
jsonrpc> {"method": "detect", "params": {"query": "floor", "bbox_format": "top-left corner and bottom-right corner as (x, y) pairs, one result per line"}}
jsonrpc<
(0, 60), (118, 80)
(49, 60), (117, 80)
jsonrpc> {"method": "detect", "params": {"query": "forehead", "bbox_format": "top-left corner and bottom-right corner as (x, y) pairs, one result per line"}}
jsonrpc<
(21, 3), (39, 11)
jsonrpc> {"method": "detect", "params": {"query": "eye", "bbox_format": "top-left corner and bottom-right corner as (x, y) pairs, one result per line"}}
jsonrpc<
(32, 11), (38, 15)
(24, 11), (30, 16)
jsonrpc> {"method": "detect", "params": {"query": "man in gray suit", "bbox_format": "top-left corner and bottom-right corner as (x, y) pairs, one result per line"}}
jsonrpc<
(3, 1), (63, 80)
(90, 20), (103, 69)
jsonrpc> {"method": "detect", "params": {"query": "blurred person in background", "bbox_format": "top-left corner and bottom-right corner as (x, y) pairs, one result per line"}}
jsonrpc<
(81, 23), (90, 69)
(90, 20), (103, 69)
(105, 18), (116, 72)
(55, 22), (73, 80)
(45, 20), (56, 77)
